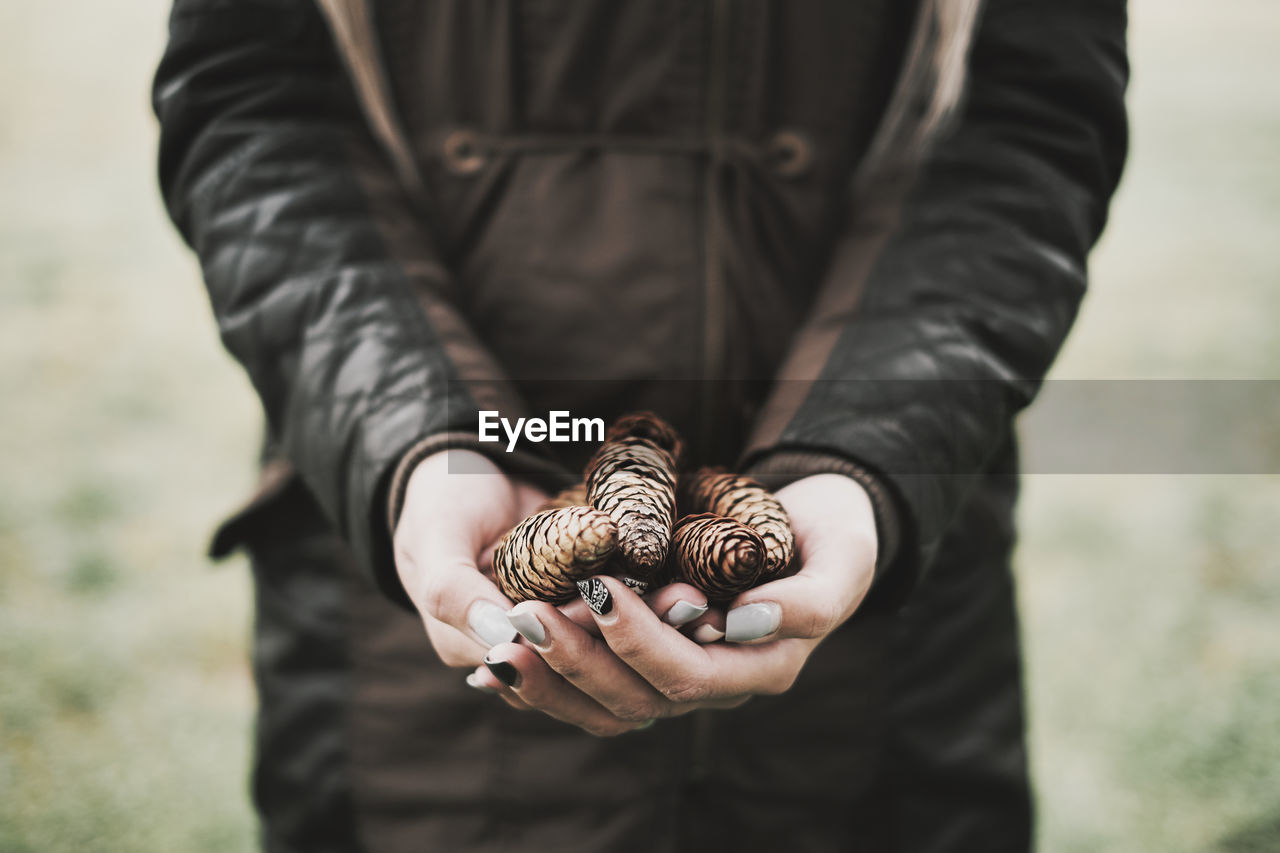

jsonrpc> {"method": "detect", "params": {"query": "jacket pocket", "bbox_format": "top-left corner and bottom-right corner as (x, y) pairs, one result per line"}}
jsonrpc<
(214, 459), (354, 638)
(207, 459), (307, 560)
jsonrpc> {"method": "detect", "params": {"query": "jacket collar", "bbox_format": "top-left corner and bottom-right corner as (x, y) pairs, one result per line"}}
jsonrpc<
(857, 0), (983, 193)
(314, 0), (424, 194)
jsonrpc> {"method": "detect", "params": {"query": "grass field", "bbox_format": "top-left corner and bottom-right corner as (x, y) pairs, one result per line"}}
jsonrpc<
(1, 1), (1277, 850)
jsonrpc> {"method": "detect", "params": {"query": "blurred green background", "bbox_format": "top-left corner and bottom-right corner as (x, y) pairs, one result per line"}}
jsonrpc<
(0, 1), (1276, 850)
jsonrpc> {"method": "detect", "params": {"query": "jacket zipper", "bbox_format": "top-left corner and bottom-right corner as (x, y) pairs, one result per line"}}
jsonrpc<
(689, 0), (731, 787)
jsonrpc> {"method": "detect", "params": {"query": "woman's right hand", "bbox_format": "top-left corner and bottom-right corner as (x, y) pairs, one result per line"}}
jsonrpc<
(392, 449), (550, 667)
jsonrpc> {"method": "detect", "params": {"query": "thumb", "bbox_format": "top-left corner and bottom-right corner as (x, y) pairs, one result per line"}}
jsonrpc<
(397, 520), (518, 651)
(722, 536), (875, 644)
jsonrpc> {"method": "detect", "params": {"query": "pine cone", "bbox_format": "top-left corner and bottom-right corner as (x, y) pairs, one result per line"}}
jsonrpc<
(585, 415), (680, 580)
(493, 506), (618, 604)
(538, 483), (589, 511)
(671, 513), (766, 602)
(605, 411), (685, 466)
(678, 468), (796, 582)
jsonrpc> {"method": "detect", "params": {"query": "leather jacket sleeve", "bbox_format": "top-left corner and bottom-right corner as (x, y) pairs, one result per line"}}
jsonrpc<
(153, 0), (563, 605)
(743, 0), (1130, 606)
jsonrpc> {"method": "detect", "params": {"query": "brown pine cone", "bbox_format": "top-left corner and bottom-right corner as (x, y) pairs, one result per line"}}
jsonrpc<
(678, 468), (796, 582)
(605, 411), (685, 466)
(538, 483), (589, 511)
(493, 506), (618, 604)
(671, 513), (766, 602)
(585, 414), (680, 580)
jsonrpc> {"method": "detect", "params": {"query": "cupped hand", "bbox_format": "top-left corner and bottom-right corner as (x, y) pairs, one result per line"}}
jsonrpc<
(468, 473), (879, 735)
(392, 449), (550, 668)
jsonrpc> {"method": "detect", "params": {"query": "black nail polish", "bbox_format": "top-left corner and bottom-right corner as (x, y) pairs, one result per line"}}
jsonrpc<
(484, 655), (521, 688)
(576, 578), (613, 616)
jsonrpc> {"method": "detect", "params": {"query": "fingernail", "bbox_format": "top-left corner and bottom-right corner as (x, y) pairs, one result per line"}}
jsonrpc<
(576, 578), (613, 616)
(468, 601), (517, 648)
(621, 576), (650, 595)
(693, 624), (725, 644)
(663, 600), (709, 627)
(465, 672), (499, 694)
(507, 605), (546, 646)
(725, 602), (782, 643)
(483, 654), (521, 688)
(635, 719), (656, 731)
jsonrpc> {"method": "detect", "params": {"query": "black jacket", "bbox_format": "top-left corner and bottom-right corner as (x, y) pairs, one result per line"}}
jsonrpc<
(154, 1), (1127, 850)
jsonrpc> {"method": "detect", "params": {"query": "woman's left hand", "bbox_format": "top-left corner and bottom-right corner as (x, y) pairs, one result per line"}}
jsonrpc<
(468, 473), (879, 735)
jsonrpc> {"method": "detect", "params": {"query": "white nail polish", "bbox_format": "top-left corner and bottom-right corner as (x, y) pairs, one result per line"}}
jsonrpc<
(465, 672), (499, 694)
(468, 600), (517, 647)
(725, 602), (782, 643)
(663, 600), (709, 627)
(508, 606), (547, 646)
(693, 624), (726, 644)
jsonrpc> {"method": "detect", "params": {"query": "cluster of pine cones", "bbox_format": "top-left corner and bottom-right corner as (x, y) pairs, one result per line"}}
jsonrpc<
(493, 413), (796, 608)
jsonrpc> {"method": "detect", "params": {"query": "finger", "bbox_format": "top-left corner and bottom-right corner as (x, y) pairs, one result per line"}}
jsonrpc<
(465, 668), (534, 711)
(722, 535), (875, 644)
(577, 576), (819, 701)
(479, 642), (647, 737)
(685, 608), (726, 644)
(508, 601), (677, 724)
(401, 550), (518, 652)
(696, 638), (817, 697)
(575, 576), (716, 700)
(556, 597), (604, 636)
(642, 582), (710, 627)
(422, 613), (496, 668)
(553, 581), (707, 634)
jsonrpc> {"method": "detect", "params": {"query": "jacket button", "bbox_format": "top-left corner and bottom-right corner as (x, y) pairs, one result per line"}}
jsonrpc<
(767, 130), (812, 178)
(442, 129), (487, 175)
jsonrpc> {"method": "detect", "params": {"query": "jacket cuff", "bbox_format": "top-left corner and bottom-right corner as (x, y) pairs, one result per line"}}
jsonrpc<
(741, 449), (916, 611)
